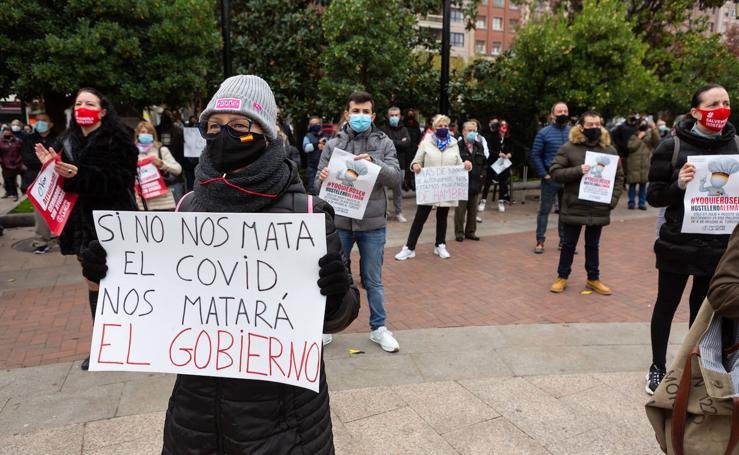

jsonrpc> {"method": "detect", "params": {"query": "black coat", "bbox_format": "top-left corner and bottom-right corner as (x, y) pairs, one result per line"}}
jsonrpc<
(647, 118), (739, 276)
(459, 139), (487, 194)
(380, 124), (414, 158)
(58, 124), (138, 255)
(22, 131), (58, 174)
(162, 173), (360, 455)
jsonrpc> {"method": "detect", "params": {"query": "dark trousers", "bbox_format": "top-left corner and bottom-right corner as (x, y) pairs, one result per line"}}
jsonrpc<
(557, 223), (602, 280)
(306, 154), (320, 194)
(405, 205), (450, 250)
(2, 169), (21, 197)
(650, 271), (710, 367)
(454, 193), (480, 237)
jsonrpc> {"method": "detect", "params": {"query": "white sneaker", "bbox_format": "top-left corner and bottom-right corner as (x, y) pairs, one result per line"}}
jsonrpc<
(394, 246), (415, 261)
(477, 200), (486, 212)
(395, 213), (407, 223)
(498, 200), (506, 212)
(434, 243), (451, 259)
(476, 216), (483, 223)
(370, 326), (400, 353)
(322, 334), (333, 346)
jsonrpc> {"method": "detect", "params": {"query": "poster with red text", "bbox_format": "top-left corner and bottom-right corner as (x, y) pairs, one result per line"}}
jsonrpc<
(318, 148), (380, 220)
(90, 210), (327, 392)
(26, 159), (78, 236)
(578, 151), (618, 204)
(135, 156), (168, 200)
(681, 154), (739, 234)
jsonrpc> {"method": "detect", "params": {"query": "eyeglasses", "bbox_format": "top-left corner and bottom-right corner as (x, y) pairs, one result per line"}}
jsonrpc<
(198, 119), (254, 138)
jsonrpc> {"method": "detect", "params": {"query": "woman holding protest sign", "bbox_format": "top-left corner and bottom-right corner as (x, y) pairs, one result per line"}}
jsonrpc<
(395, 114), (472, 261)
(133, 121), (182, 211)
(645, 83), (739, 395)
(79, 75), (360, 454)
(34, 87), (138, 371)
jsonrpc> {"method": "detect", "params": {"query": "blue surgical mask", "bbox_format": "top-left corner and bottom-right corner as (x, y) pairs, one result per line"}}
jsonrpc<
(465, 132), (477, 142)
(138, 133), (154, 144)
(388, 117), (400, 127)
(308, 124), (322, 133)
(349, 114), (372, 133)
(435, 128), (448, 138)
(35, 121), (49, 134)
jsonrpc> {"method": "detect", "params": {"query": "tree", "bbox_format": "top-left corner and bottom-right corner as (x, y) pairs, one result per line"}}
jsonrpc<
(0, 0), (220, 126)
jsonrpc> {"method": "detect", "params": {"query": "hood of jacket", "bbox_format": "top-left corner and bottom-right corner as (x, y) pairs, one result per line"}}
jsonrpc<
(675, 117), (737, 149)
(569, 125), (612, 147)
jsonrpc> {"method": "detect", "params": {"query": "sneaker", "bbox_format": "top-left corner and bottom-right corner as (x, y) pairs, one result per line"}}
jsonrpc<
(434, 243), (451, 259)
(370, 326), (400, 353)
(534, 242), (545, 254)
(33, 245), (50, 254)
(586, 279), (612, 296)
(639, 205), (647, 211)
(322, 334), (333, 346)
(395, 213), (407, 223)
(645, 364), (666, 395)
(477, 200), (486, 213)
(81, 356), (90, 371)
(550, 278), (568, 293)
(476, 216), (483, 223)
(498, 200), (506, 212)
(394, 246), (416, 261)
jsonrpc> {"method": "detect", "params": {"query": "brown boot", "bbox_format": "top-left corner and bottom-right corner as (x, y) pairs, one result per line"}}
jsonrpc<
(586, 280), (612, 295)
(550, 278), (567, 293)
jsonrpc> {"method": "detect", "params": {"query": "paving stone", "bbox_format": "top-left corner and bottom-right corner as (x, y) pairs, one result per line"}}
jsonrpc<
(331, 411), (366, 455)
(330, 386), (406, 423)
(392, 381), (499, 434)
(83, 411), (164, 453)
(545, 426), (663, 455)
(443, 417), (551, 455)
(115, 374), (175, 417)
(525, 373), (601, 398)
(496, 344), (653, 376)
(0, 424), (84, 455)
(411, 348), (513, 381)
(61, 360), (145, 393)
(325, 354), (424, 391)
(0, 362), (70, 401)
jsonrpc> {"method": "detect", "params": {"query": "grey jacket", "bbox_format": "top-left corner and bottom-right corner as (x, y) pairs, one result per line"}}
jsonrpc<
(315, 124), (401, 231)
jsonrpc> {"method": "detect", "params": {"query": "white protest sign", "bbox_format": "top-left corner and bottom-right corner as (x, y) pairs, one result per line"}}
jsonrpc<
(681, 154), (739, 234)
(491, 157), (512, 175)
(318, 148), (380, 220)
(415, 165), (469, 205)
(578, 151), (618, 204)
(184, 127), (206, 158)
(89, 211), (327, 392)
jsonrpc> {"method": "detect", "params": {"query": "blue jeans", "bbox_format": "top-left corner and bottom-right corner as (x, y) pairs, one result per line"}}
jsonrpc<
(337, 228), (387, 330)
(557, 223), (602, 280)
(536, 178), (564, 244)
(628, 183), (646, 208)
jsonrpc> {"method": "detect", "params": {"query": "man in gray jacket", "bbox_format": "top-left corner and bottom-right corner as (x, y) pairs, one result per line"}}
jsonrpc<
(316, 91), (402, 352)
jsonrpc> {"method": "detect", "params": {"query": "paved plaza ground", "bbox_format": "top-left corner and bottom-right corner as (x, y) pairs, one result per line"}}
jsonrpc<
(0, 191), (686, 454)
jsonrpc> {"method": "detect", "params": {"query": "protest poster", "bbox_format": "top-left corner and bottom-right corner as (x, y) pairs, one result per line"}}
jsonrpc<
(415, 165), (469, 205)
(135, 157), (169, 200)
(184, 127), (206, 158)
(681, 154), (739, 234)
(89, 211), (327, 392)
(26, 159), (78, 236)
(577, 151), (618, 204)
(318, 148), (380, 220)
(491, 157), (512, 175)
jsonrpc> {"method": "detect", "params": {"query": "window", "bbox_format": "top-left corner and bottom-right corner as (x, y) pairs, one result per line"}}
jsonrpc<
(450, 9), (464, 22)
(475, 40), (487, 54)
(492, 17), (503, 30)
(491, 41), (502, 55)
(476, 16), (487, 29)
(493, 0), (504, 6)
(509, 18), (518, 30)
(451, 32), (465, 47)
(509, 0), (519, 9)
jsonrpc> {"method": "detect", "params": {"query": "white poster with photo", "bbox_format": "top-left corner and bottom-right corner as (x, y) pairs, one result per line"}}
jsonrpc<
(318, 148), (381, 220)
(89, 210), (327, 392)
(415, 165), (469, 205)
(681, 154), (739, 234)
(491, 158), (512, 175)
(578, 151), (618, 204)
(184, 127), (206, 158)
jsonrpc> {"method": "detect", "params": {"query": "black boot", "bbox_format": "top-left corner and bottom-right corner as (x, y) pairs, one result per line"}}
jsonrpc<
(82, 290), (98, 371)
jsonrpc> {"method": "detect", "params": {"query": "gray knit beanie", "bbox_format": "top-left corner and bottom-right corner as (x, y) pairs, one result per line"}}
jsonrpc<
(199, 75), (278, 140)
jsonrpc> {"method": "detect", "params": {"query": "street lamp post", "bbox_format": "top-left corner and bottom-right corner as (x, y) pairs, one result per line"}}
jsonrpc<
(439, 0), (451, 116)
(221, 0), (232, 79)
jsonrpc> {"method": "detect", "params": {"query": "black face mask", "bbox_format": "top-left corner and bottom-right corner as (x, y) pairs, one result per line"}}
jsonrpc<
(583, 127), (601, 142)
(206, 126), (268, 174)
(555, 114), (569, 125)
(627, 116), (638, 126)
(490, 122), (499, 131)
(638, 124), (649, 132)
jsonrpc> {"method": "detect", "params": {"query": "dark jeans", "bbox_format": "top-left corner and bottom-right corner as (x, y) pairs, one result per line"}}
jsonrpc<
(536, 178), (565, 244)
(2, 169), (21, 197)
(406, 205), (450, 250)
(557, 223), (602, 280)
(650, 271), (710, 367)
(454, 193), (481, 237)
(306, 154), (319, 194)
(628, 183), (646, 208)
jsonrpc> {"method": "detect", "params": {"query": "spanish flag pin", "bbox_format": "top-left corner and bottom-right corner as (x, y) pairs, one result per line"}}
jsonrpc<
(240, 134), (254, 143)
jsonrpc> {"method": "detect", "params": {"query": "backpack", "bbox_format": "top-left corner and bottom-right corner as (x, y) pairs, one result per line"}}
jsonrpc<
(671, 136), (739, 168)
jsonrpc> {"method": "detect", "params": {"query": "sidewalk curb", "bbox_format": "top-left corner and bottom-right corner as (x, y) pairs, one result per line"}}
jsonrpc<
(0, 213), (34, 228)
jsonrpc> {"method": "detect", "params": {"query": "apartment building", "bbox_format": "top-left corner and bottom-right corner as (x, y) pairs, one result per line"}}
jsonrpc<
(690, 1), (738, 34)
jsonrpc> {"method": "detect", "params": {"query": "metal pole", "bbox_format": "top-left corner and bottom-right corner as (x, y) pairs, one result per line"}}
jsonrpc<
(440, 0), (451, 116)
(221, 0), (232, 78)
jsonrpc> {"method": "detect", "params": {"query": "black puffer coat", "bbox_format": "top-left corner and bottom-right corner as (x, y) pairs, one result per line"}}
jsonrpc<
(58, 124), (138, 255)
(459, 139), (487, 194)
(162, 166), (360, 455)
(647, 118), (739, 276)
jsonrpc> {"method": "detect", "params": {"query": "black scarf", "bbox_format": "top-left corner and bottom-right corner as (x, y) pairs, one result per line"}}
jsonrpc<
(190, 138), (295, 213)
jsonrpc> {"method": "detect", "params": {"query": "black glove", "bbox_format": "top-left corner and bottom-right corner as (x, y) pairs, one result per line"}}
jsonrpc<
(80, 240), (108, 283)
(317, 252), (349, 298)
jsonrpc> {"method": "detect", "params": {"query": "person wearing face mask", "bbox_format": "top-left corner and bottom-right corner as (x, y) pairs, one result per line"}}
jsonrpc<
(395, 114), (472, 261)
(79, 75), (359, 454)
(21, 113), (58, 253)
(531, 102), (571, 254)
(656, 119), (670, 139)
(454, 121), (487, 241)
(10, 119), (28, 141)
(133, 121), (182, 211)
(611, 111), (639, 168)
(548, 111), (623, 296)
(403, 109), (422, 191)
(0, 125), (25, 202)
(478, 117), (499, 213)
(626, 118), (659, 210)
(380, 106), (412, 221)
(316, 91), (401, 353)
(645, 83), (739, 395)
(34, 88), (138, 370)
(303, 116), (325, 194)
(487, 119), (513, 213)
